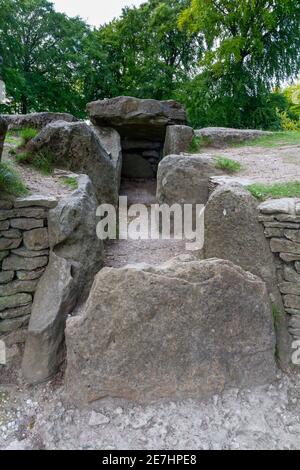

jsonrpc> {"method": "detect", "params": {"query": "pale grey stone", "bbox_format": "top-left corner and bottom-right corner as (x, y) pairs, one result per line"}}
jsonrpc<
(2, 254), (48, 271)
(14, 195), (57, 209)
(0, 238), (22, 251)
(65, 258), (276, 404)
(259, 199), (296, 215)
(92, 126), (122, 190)
(11, 247), (49, 258)
(0, 293), (32, 312)
(195, 127), (271, 147)
(0, 279), (38, 296)
(16, 269), (45, 281)
(295, 262), (300, 273)
(270, 239), (300, 254)
(88, 411), (110, 427)
(0, 207), (46, 220)
(280, 253), (300, 263)
(0, 271), (14, 284)
(23, 228), (49, 251)
(163, 125), (194, 157)
(0, 315), (30, 333)
(0, 221), (9, 231)
(284, 265), (300, 283)
(264, 228), (284, 238)
(264, 222), (299, 229)
(10, 218), (44, 230)
(285, 230), (300, 243)
(284, 295), (300, 310)
(0, 304), (32, 320)
(0, 229), (22, 239)
(4, 112), (78, 130)
(279, 282), (300, 295)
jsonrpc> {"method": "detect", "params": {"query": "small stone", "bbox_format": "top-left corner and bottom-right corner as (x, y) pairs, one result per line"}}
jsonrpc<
(0, 238), (22, 251)
(0, 200), (13, 210)
(11, 247), (49, 258)
(0, 271), (15, 285)
(259, 198), (296, 215)
(0, 304), (32, 320)
(276, 214), (300, 223)
(16, 269), (45, 281)
(0, 229), (22, 239)
(0, 314), (30, 333)
(270, 239), (300, 254)
(264, 228), (284, 238)
(280, 253), (300, 263)
(284, 265), (300, 283)
(0, 221), (9, 231)
(0, 207), (46, 221)
(0, 294), (32, 312)
(284, 295), (300, 310)
(23, 228), (49, 251)
(0, 279), (38, 296)
(285, 230), (300, 243)
(258, 215), (275, 222)
(264, 222), (300, 229)
(279, 282), (300, 295)
(296, 262), (300, 273)
(285, 308), (300, 316)
(2, 255), (48, 271)
(14, 195), (57, 209)
(10, 218), (44, 230)
(88, 411), (110, 427)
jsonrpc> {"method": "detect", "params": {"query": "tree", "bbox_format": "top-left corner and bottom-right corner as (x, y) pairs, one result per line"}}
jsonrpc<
(0, 0), (89, 116)
(178, 0), (300, 129)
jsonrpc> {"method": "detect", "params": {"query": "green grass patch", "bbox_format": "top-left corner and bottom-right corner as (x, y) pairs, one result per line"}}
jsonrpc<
(19, 127), (39, 146)
(188, 136), (204, 153)
(0, 162), (27, 196)
(5, 132), (21, 145)
(16, 150), (54, 175)
(233, 131), (300, 148)
(247, 181), (300, 201)
(60, 176), (78, 190)
(214, 156), (242, 174)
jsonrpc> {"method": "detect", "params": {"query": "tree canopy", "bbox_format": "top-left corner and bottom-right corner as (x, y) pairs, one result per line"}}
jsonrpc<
(0, 0), (299, 129)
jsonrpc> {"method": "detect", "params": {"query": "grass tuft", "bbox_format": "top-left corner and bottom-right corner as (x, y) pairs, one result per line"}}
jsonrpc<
(60, 176), (78, 190)
(233, 131), (300, 148)
(214, 156), (242, 174)
(0, 162), (27, 196)
(16, 150), (54, 175)
(247, 181), (300, 201)
(19, 127), (39, 146)
(188, 136), (203, 153)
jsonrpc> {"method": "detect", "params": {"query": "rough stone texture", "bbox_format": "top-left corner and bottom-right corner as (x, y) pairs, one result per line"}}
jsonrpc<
(16, 269), (45, 281)
(0, 271), (14, 284)
(22, 176), (104, 384)
(10, 219), (44, 230)
(2, 255), (48, 271)
(0, 294), (32, 312)
(195, 127), (272, 148)
(22, 253), (76, 384)
(14, 196), (57, 209)
(0, 304), (32, 320)
(23, 228), (49, 251)
(65, 257), (276, 405)
(87, 96), (187, 141)
(0, 238), (22, 251)
(163, 125), (194, 157)
(157, 155), (224, 205)
(0, 315), (30, 333)
(0, 116), (8, 160)
(92, 126), (122, 189)
(1, 112), (78, 130)
(204, 184), (291, 371)
(0, 280), (38, 296)
(11, 247), (49, 258)
(122, 153), (155, 179)
(27, 121), (118, 205)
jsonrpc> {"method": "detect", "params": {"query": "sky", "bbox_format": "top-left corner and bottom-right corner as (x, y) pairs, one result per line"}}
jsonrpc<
(52, 0), (145, 27)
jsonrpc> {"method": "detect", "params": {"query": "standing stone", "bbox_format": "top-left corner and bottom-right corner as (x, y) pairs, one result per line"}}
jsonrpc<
(0, 117), (8, 160)
(65, 258), (276, 405)
(204, 184), (292, 371)
(163, 125), (194, 157)
(92, 126), (122, 189)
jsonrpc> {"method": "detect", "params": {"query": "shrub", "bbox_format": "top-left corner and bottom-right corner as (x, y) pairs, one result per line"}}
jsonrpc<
(0, 162), (27, 195)
(214, 157), (241, 174)
(277, 110), (300, 131)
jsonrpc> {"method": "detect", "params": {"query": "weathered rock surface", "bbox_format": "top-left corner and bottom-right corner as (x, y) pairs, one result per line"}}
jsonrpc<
(10, 219), (44, 230)
(0, 116), (8, 160)
(92, 126), (122, 189)
(204, 184), (291, 371)
(65, 257), (276, 404)
(195, 127), (272, 148)
(23, 228), (49, 251)
(87, 96), (187, 141)
(2, 254), (48, 271)
(14, 195), (57, 209)
(163, 125), (194, 157)
(27, 121), (118, 205)
(22, 176), (104, 384)
(1, 112), (78, 130)
(157, 155), (224, 205)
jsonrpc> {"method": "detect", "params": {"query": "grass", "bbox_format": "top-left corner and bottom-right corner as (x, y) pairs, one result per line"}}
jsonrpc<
(233, 130), (300, 148)
(188, 136), (203, 153)
(5, 132), (21, 145)
(214, 156), (242, 174)
(16, 150), (54, 175)
(247, 181), (300, 201)
(0, 162), (27, 196)
(19, 127), (39, 146)
(60, 176), (78, 190)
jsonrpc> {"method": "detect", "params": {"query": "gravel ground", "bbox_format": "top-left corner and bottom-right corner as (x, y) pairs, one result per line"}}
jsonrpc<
(1, 370), (300, 450)
(202, 145), (300, 184)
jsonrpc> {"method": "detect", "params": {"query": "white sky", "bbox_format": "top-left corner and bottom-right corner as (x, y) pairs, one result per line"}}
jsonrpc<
(52, 0), (145, 27)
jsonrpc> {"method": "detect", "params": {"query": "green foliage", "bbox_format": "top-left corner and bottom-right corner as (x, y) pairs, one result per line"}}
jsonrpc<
(19, 127), (39, 146)
(178, 0), (300, 130)
(188, 136), (203, 153)
(214, 157), (241, 174)
(16, 150), (54, 175)
(283, 83), (300, 118)
(247, 182), (300, 201)
(60, 176), (78, 190)
(0, 161), (27, 195)
(277, 111), (300, 131)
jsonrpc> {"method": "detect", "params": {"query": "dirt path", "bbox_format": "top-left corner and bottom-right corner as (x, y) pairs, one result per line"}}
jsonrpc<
(104, 179), (191, 268)
(201, 144), (300, 184)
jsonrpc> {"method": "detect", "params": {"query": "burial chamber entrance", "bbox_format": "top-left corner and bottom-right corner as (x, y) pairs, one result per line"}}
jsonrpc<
(87, 96), (189, 180)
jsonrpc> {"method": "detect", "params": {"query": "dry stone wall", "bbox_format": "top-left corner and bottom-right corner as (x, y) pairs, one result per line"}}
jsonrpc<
(258, 198), (300, 347)
(0, 195), (57, 338)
